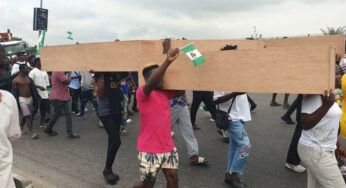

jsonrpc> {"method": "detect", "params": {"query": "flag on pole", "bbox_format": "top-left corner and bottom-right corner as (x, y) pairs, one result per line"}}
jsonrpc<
(36, 30), (46, 57)
(181, 43), (205, 67)
(67, 31), (73, 40)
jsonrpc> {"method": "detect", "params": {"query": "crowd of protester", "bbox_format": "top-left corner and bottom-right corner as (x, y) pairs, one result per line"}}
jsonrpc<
(1, 42), (346, 188)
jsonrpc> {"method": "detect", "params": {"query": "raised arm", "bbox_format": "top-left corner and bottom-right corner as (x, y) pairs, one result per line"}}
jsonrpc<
(301, 90), (335, 130)
(143, 48), (180, 96)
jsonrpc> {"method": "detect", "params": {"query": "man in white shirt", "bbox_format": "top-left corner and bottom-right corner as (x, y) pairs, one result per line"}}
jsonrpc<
(0, 46), (21, 188)
(29, 59), (50, 128)
(11, 53), (30, 77)
(214, 92), (251, 188)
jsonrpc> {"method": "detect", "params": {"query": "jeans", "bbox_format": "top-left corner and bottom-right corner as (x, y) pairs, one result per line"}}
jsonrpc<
(47, 100), (73, 134)
(99, 114), (122, 170)
(190, 91), (217, 125)
(80, 89), (98, 117)
(171, 105), (199, 157)
(69, 88), (81, 113)
(227, 120), (251, 174)
(122, 94), (129, 125)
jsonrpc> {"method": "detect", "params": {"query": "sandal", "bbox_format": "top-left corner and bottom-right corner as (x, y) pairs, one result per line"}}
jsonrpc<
(190, 155), (208, 165)
(270, 102), (281, 106)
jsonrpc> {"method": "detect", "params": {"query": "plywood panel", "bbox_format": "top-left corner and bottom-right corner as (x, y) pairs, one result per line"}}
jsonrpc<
(41, 35), (344, 71)
(41, 41), (143, 71)
(139, 45), (335, 94)
(40, 35), (342, 94)
(144, 35), (344, 54)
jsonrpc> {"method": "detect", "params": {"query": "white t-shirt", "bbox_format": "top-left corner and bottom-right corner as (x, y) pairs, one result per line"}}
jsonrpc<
(11, 61), (31, 76)
(0, 90), (21, 188)
(299, 95), (341, 150)
(80, 72), (93, 91)
(214, 92), (251, 122)
(29, 68), (50, 99)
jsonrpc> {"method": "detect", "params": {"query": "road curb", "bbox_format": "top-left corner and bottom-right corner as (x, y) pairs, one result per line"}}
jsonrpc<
(13, 173), (34, 188)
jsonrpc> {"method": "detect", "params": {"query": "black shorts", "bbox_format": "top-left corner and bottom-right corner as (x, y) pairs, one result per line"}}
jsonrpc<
(40, 99), (50, 113)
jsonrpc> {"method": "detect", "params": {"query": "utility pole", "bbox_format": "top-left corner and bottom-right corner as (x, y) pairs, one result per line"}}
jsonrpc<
(38, 0), (43, 37)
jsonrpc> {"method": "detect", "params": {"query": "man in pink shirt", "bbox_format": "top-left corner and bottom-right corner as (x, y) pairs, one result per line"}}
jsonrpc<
(44, 72), (80, 138)
(133, 48), (180, 188)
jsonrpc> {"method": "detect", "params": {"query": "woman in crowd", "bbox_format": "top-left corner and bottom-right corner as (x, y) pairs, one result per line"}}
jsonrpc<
(94, 72), (123, 185)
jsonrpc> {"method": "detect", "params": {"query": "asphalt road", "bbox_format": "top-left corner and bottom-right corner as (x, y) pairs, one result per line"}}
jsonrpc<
(12, 93), (308, 188)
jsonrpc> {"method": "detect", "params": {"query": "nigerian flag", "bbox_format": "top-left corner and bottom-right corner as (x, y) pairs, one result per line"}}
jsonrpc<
(181, 43), (205, 67)
(67, 31), (73, 40)
(36, 30), (46, 57)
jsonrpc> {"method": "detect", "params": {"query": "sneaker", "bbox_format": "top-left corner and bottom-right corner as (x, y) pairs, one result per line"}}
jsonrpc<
(75, 112), (81, 116)
(224, 173), (246, 188)
(285, 163), (306, 173)
(103, 169), (119, 185)
(209, 118), (215, 122)
(44, 129), (58, 136)
(84, 108), (89, 112)
(281, 116), (295, 125)
(126, 119), (133, 124)
(31, 133), (39, 139)
(98, 120), (104, 128)
(67, 133), (80, 139)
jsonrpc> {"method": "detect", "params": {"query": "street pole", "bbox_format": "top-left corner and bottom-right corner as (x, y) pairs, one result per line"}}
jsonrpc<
(38, 0), (43, 37)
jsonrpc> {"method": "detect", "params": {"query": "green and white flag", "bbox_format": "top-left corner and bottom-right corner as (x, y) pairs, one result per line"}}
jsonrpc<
(67, 31), (73, 40)
(36, 30), (46, 57)
(181, 43), (205, 67)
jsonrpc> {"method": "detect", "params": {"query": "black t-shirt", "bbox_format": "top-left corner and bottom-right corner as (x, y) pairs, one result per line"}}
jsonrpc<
(104, 72), (123, 115)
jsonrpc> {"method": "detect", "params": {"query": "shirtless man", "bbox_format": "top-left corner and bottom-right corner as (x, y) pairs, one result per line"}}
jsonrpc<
(12, 64), (39, 139)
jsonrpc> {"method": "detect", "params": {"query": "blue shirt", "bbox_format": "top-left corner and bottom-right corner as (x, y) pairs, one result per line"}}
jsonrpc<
(68, 72), (81, 89)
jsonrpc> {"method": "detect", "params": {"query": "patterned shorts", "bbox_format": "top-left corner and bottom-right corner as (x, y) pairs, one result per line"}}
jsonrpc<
(138, 148), (179, 182)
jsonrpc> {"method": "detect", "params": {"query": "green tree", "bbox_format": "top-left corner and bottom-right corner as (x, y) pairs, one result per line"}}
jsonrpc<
(320, 26), (346, 35)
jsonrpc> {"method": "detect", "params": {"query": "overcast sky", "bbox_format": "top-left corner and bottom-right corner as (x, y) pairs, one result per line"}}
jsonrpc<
(0, 0), (345, 46)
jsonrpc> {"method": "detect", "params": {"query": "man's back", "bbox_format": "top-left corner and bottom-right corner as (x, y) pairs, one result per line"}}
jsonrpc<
(50, 72), (69, 101)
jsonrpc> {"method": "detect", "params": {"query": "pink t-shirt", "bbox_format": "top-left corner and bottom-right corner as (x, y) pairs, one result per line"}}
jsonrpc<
(136, 85), (176, 153)
(49, 72), (70, 101)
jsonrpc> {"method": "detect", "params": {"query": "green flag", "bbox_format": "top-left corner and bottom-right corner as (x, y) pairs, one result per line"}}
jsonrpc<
(36, 30), (46, 57)
(67, 31), (73, 40)
(181, 43), (205, 67)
